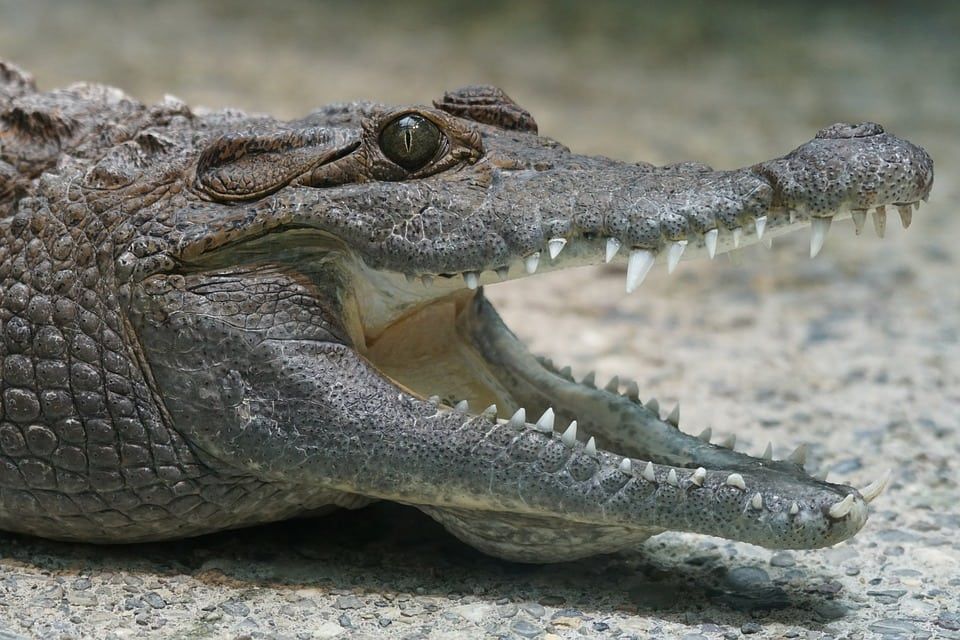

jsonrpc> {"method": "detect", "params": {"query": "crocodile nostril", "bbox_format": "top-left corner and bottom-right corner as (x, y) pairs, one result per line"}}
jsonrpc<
(815, 122), (885, 139)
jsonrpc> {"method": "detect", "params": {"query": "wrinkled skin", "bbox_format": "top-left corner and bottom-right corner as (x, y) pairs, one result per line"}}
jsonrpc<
(0, 62), (933, 561)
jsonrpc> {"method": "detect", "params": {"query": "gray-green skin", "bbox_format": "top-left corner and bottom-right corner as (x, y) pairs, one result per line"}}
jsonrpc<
(0, 61), (933, 562)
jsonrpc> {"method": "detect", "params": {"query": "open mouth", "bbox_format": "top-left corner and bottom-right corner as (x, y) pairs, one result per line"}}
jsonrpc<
(350, 197), (922, 558)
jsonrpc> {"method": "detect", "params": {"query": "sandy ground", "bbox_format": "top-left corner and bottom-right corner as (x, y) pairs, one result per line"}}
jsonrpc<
(0, 2), (958, 638)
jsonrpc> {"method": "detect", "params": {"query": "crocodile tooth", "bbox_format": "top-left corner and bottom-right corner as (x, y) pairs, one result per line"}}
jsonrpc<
(720, 434), (736, 449)
(495, 266), (509, 280)
(535, 407), (555, 432)
(725, 473), (746, 490)
(861, 469), (891, 503)
(732, 227), (743, 249)
(828, 494), (855, 519)
(755, 216), (767, 240)
(482, 404), (498, 420)
(428, 395), (441, 406)
(604, 375), (620, 393)
(761, 442), (773, 460)
(454, 400), (469, 413)
(604, 237), (621, 263)
(666, 240), (686, 274)
(625, 380), (640, 401)
(787, 443), (808, 465)
(524, 252), (540, 274)
(691, 467), (706, 487)
(405, 273), (417, 283)
(584, 436), (597, 457)
(642, 461), (656, 482)
(625, 249), (656, 293)
(897, 204), (912, 228)
(851, 209), (867, 235)
(581, 371), (596, 388)
(750, 492), (763, 510)
(547, 237), (567, 260)
(810, 217), (831, 258)
(619, 458), (632, 474)
(644, 397), (659, 414)
(561, 420), (578, 448)
(761, 234), (773, 249)
(789, 501), (800, 515)
(704, 229), (719, 259)
(508, 408), (526, 429)
(697, 427), (712, 442)
(815, 468), (830, 482)
(914, 200), (921, 209)
(872, 206), (887, 238)
(463, 272), (480, 290)
(666, 403), (680, 427)
(558, 365), (573, 380)
(667, 469), (679, 486)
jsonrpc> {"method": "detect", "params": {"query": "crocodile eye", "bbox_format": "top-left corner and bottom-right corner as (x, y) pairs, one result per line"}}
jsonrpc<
(379, 114), (442, 172)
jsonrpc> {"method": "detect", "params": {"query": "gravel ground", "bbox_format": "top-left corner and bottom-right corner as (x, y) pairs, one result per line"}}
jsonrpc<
(1, 2), (958, 639)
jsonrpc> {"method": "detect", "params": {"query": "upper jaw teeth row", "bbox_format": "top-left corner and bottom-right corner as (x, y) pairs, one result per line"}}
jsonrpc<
(407, 201), (920, 293)
(431, 396), (890, 518)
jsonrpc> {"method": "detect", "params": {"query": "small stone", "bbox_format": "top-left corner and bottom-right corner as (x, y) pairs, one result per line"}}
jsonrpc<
(593, 621), (610, 632)
(72, 578), (92, 591)
(143, 592), (166, 609)
(769, 552), (795, 567)
(868, 619), (920, 635)
(338, 614), (352, 628)
(522, 603), (546, 618)
(511, 619), (542, 638)
(451, 603), (495, 624)
(219, 600), (250, 617)
(498, 603), (519, 618)
(741, 621), (763, 634)
(335, 595), (363, 610)
(937, 612), (960, 631)
(314, 621), (345, 639)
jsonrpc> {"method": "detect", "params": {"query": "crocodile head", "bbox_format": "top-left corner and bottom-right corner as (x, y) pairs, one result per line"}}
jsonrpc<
(29, 80), (928, 558)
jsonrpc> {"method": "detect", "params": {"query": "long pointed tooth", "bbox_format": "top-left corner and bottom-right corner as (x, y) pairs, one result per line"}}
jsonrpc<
(861, 470), (891, 503)
(547, 237), (567, 260)
(644, 397), (659, 414)
(584, 436), (597, 457)
(495, 266), (509, 280)
(604, 375), (620, 393)
(482, 404), (498, 420)
(755, 216), (767, 241)
(604, 237), (621, 263)
(725, 473), (746, 490)
(828, 494), (856, 519)
(787, 443), (808, 465)
(810, 217), (831, 258)
(508, 408), (526, 429)
(732, 227), (743, 249)
(561, 421), (578, 448)
(666, 404), (680, 427)
(667, 469), (679, 486)
(454, 400), (469, 413)
(625, 381), (640, 401)
(761, 234), (773, 249)
(666, 241), (687, 274)
(815, 468), (830, 482)
(789, 501), (800, 515)
(851, 209), (867, 235)
(524, 252), (540, 274)
(697, 427), (712, 442)
(421, 274), (435, 287)
(872, 206), (886, 238)
(691, 467), (706, 487)
(761, 442), (773, 460)
(642, 461), (656, 482)
(535, 407), (555, 432)
(720, 434), (736, 449)
(750, 492), (763, 510)
(704, 229), (718, 259)
(619, 458), (632, 474)
(897, 205), (912, 229)
(625, 249), (656, 293)
(405, 273), (417, 283)
(558, 365), (573, 381)
(463, 272), (480, 290)
(581, 371), (596, 388)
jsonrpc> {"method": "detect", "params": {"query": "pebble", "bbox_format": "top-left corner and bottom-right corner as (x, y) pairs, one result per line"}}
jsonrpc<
(335, 595), (363, 610)
(142, 592), (166, 609)
(450, 603), (495, 624)
(770, 552), (796, 567)
(522, 603), (546, 618)
(511, 619), (543, 638)
(498, 603), (519, 618)
(741, 621), (763, 634)
(220, 600), (250, 617)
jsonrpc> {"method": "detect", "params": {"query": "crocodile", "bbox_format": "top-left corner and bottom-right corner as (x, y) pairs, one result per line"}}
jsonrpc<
(0, 61), (933, 562)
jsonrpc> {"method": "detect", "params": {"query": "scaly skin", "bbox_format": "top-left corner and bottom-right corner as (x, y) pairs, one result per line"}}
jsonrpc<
(0, 62), (933, 561)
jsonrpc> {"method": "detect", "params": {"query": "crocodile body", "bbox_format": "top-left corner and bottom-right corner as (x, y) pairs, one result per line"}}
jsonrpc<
(0, 61), (933, 561)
